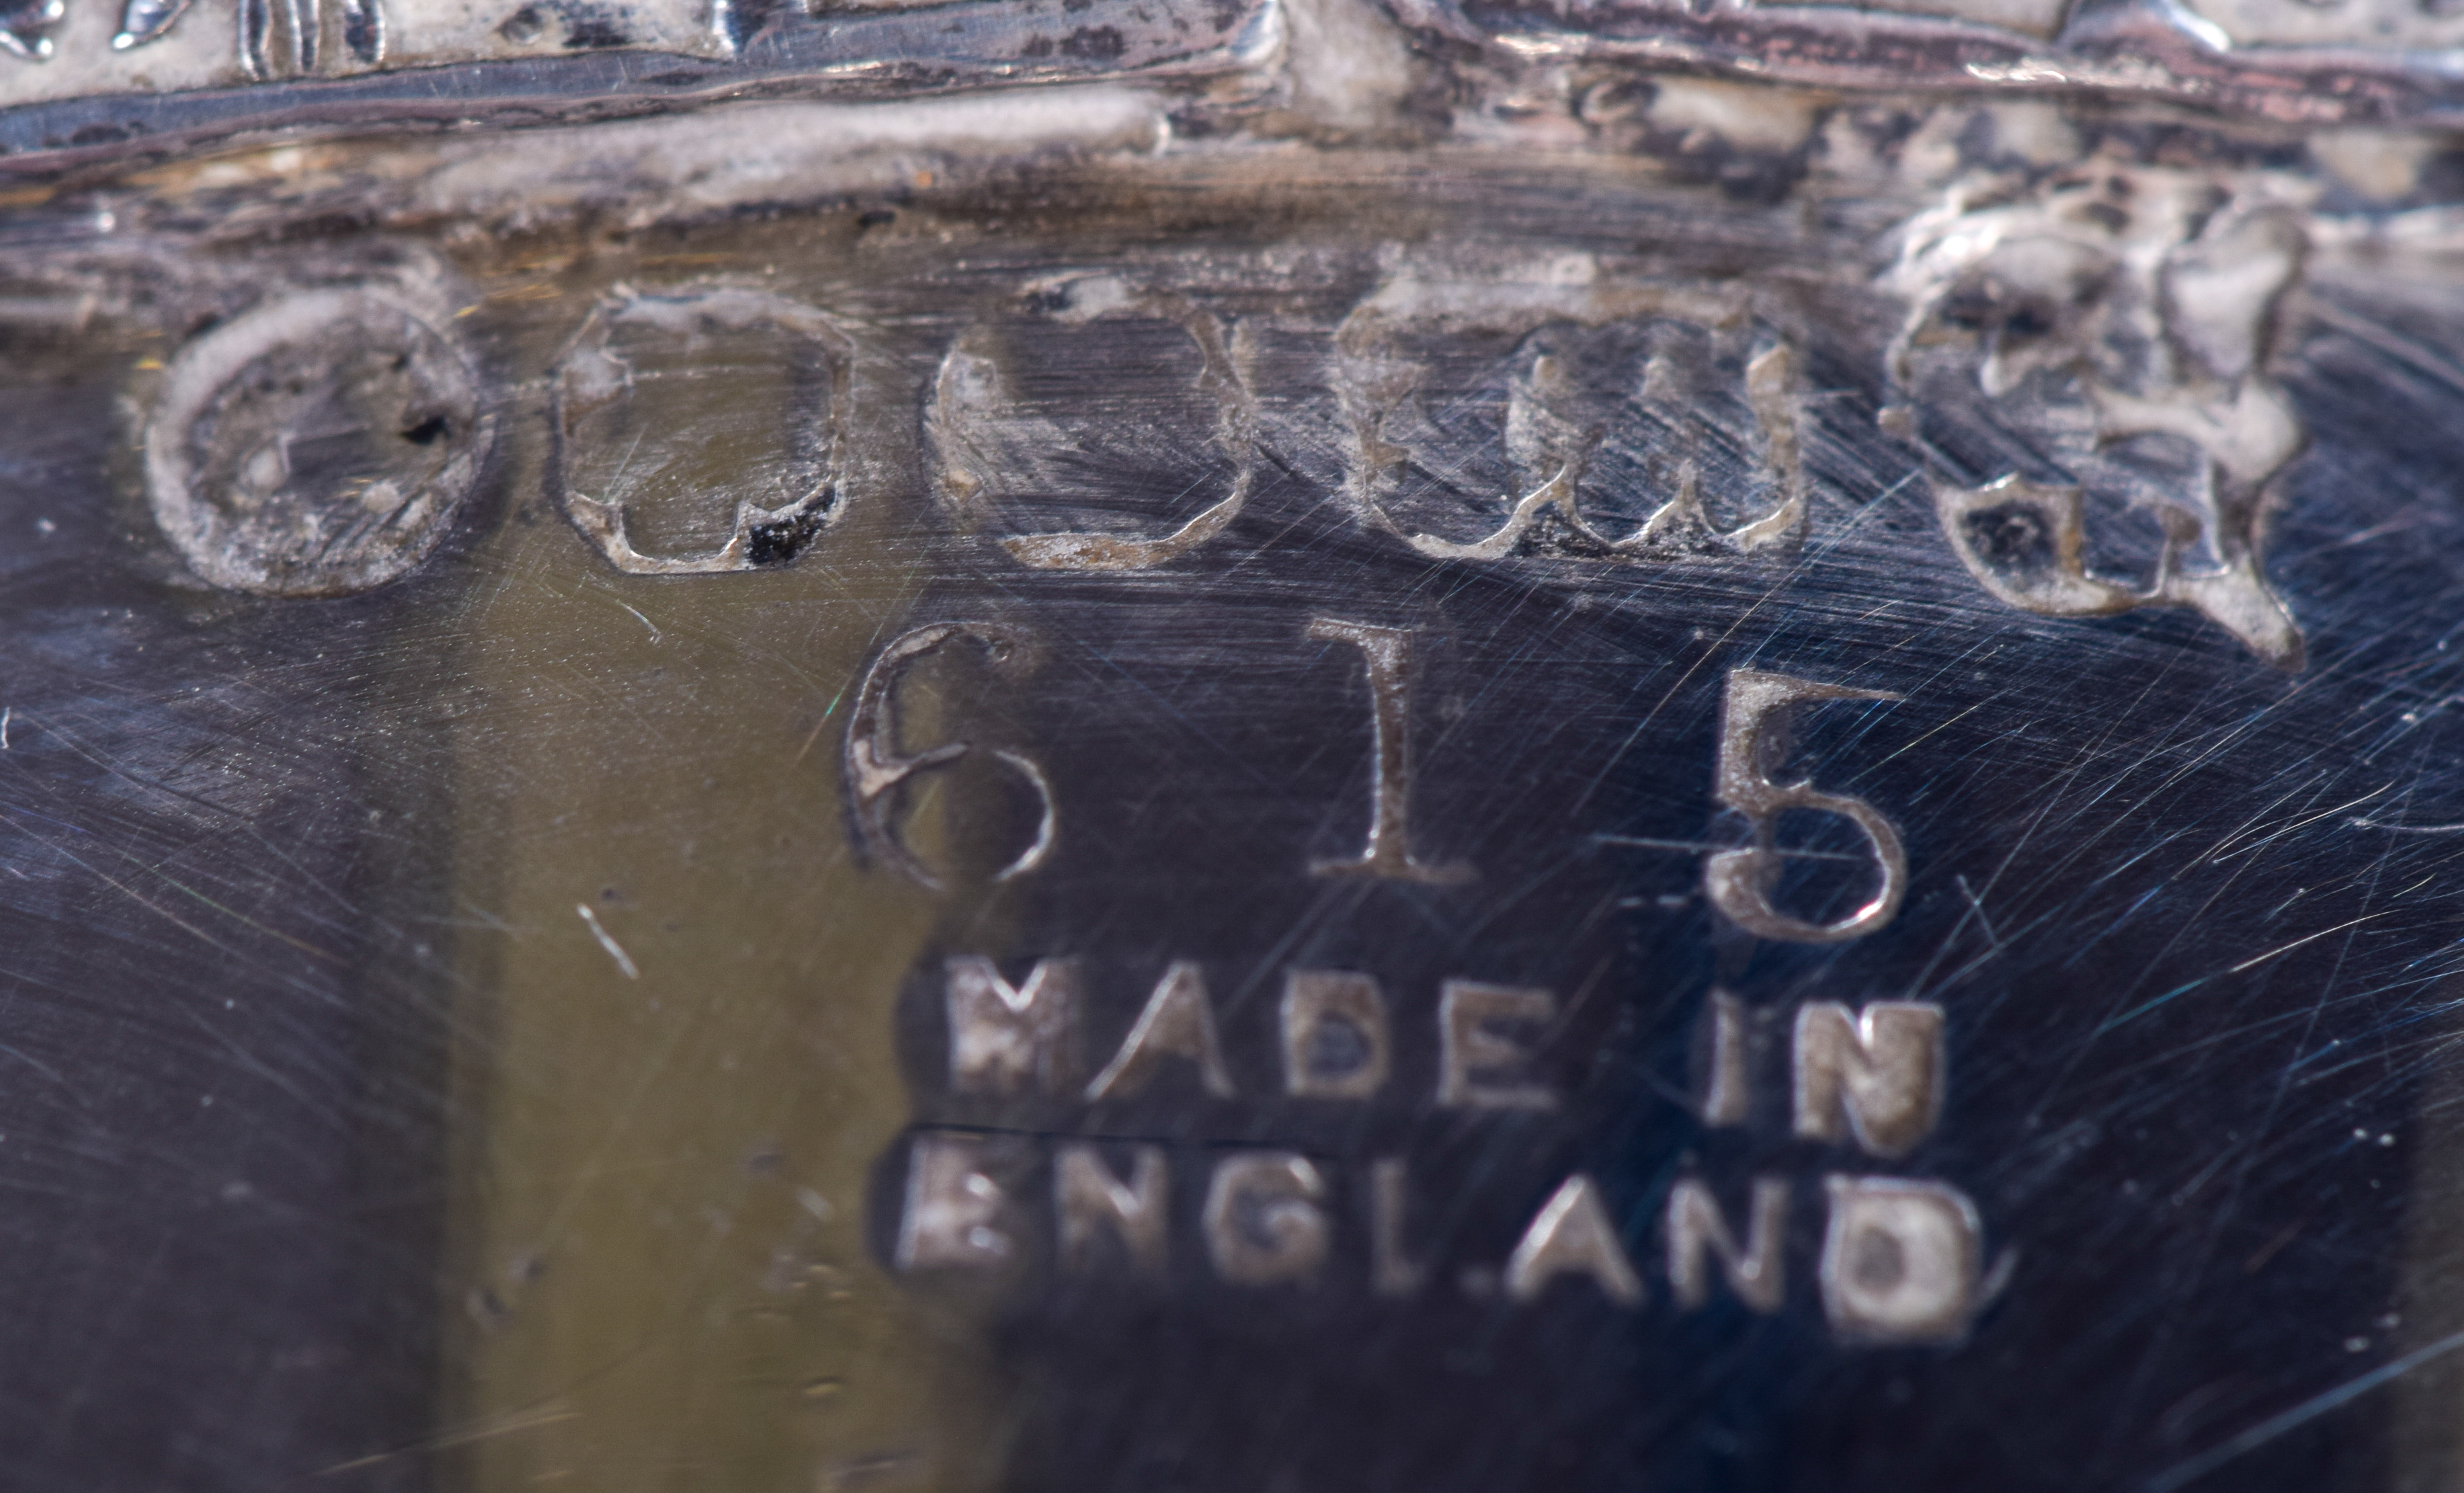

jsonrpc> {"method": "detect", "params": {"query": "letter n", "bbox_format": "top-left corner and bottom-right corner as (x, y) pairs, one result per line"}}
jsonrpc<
(1792, 1001), (1943, 1158)
(1666, 1176), (1787, 1312)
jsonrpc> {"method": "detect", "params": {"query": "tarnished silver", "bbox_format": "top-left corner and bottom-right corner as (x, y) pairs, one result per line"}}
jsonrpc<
(144, 282), (491, 596)
(0, 0), (1276, 170)
(7, 0), (2464, 1486)
(1396, 0), (2464, 124)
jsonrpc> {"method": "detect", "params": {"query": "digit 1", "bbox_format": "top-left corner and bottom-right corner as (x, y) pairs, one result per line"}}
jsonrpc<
(1308, 618), (1472, 885)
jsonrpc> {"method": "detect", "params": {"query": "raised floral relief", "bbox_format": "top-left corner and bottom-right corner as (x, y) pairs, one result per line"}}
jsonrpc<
(1885, 164), (2311, 668)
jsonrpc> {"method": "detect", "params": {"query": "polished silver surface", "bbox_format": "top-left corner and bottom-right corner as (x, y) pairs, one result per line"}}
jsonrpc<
(2, 1), (2464, 1488)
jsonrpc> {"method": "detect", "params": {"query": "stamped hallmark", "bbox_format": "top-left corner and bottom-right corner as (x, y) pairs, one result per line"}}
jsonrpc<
(846, 624), (1057, 891)
(928, 278), (1261, 571)
(891, 957), (1996, 1344)
(1707, 670), (1908, 943)
(1307, 618), (1475, 885)
(134, 244), (2330, 688)
(1887, 166), (2310, 668)
(145, 287), (491, 598)
(1335, 262), (1806, 564)
(1, 0), (727, 79)
(552, 288), (852, 576)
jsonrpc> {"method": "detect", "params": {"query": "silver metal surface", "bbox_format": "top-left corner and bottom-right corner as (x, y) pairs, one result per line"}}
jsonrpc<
(1, 1), (2464, 1489)
(0, 0), (1275, 171)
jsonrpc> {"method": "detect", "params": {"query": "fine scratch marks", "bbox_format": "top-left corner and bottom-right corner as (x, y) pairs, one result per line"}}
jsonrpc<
(0, 1043), (65, 1089)
(318, 1400), (581, 1476)
(2206, 784), (2387, 863)
(2226, 912), (2387, 975)
(791, 688), (844, 768)
(615, 600), (662, 643)
(2094, 912), (2389, 1034)
(1568, 465), (1917, 818)
(4, 706), (15, 748)
(0, 807), (340, 965)
(2145, 1327), (2464, 1492)
(1590, 832), (1865, 864)
(575, 903), (639, 979)
(1955, 875), (2001, 951)
(2351, 814), (2464, 834)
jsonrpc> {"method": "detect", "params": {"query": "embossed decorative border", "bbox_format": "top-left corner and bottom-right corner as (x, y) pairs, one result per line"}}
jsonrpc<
(0, 0), (1280, 175)
(1392, 0), (2464, 128)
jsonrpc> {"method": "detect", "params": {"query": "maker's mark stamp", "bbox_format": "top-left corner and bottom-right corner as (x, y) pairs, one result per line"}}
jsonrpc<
(927, 276), (1261, 573)
(552, 288), (852, 577)
(1887, 165), (2310, 669)
(1336, 260), (1807, 565)
(144, 287), (491, 598)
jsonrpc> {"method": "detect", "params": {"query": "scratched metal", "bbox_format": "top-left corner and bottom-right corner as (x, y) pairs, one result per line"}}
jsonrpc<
(32, 0), (2464, 177)
(0, 0), (1276, 174)
(5, 39), (2464, 1493)
(1393, 0), (2464, 129)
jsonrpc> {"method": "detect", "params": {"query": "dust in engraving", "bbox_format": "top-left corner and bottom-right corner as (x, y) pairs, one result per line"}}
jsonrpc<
(846, 623), (1056, 891)
(1309, 618), (1473, 885)
(890, 965), (1994, 1332)
(1368, 1158), (1426, 1297)
(2180, 0), (2464, 49)
(85, 0), (201, 56)
(554, 288), (852, 575)
(1705, 669), (1907, 943)
(79, 0), (381, 71)
(0, 0), (60, 59)
(242, 0), (314, 74)
(1698, 988), (1753, 1127)
(897, 1132), (1012, 1270)
(1084, 961), (1236, 1100)
(1887, 167), (2309, 668)
(13, 0), (723, 70)
(1696, 987), (1946, 1153)
(1334, 260), (1804, 562)
(928, 277), (1260, 570)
